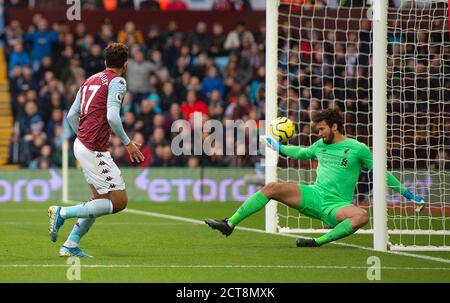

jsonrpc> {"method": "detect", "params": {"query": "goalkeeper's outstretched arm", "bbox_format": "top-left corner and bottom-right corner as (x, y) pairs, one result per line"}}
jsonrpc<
(261, 136), (317, 160)
(359, 143), (425, 207)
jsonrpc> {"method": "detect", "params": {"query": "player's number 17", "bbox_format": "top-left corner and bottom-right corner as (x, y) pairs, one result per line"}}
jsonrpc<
(80, 85), (101, 115)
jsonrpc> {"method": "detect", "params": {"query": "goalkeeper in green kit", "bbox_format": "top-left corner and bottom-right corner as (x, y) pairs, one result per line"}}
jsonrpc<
(205, 108), (426, 247)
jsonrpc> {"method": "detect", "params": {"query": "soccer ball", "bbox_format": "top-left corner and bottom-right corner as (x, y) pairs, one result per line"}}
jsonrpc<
(269, 117), (296, 144)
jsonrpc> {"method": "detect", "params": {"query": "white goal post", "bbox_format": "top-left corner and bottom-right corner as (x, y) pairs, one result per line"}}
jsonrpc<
(265, 0), (450, 251)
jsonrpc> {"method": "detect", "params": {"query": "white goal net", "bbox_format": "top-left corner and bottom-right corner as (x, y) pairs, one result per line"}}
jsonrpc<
(270, 0), (450, 251)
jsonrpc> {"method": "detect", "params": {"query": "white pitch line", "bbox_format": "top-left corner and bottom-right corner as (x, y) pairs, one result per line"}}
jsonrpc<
(0, 264), (449, 271)
(0, 221), (187, 225)
(61, 202), (450, 265)
(0, 209), (42, 212)
(122, 208), (450, 265)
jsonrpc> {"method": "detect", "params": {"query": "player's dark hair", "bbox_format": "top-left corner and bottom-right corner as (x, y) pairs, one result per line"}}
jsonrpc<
(104, 43), (128, 69)
(312, 108), (345, 133)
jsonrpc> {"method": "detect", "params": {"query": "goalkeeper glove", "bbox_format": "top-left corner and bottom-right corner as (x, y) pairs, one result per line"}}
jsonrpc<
(260, 136), (281, 152)
(402, 189), (426, 212)
(402, 189), (424, 203)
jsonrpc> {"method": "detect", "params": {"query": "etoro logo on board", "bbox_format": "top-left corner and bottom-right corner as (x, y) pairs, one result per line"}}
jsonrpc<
(135, 169), (258, 202)
(0, 169), (62, 202)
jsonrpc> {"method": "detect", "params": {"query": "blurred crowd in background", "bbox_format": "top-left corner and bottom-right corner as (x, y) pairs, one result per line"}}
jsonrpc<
(4, 0), (440, 10)
(5, 11), (267, 168)
(5, 0), (254, 11)
(4, 1), (450, 171)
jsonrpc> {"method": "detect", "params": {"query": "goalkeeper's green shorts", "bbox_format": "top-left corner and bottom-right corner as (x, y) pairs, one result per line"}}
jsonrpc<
(297, 184), (352, 228)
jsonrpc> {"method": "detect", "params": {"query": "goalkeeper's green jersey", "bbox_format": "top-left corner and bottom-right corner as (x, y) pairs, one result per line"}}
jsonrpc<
(279, 137), (406, 202)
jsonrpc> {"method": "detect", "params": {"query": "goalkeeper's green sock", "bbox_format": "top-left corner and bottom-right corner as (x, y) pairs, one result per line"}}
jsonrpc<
(228, 191), (269, 227)
(314, 219), (355, 246)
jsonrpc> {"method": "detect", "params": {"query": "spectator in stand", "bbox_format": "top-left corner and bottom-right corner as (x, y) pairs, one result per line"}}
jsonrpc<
(224, 78), (243, 104)
(8, 131), (28, 166)
(74, 22), (88, 44)
(224, 21), (254, 52)
(187, 75), (205, 100)
(248, 66), (265, 104)
(181, 90), (209, 121)
(432, 149), (450, 170)
(96, 19), (116, 48)
(9, 43), (30, 72)
(54, 45), (74, 80)
(135, 99), (157, 138)
(12, 92), (26, 120)
(213, 0), (251, 10)
(229, 93), (253, 120)
(24, 18), (59, 71)
(5, 0), (27, 8)
(117, 21), (144, 45)
(81, 0), (100, 9)
(78, 31), (94, 59)
(11, 65), (39, 97)
(202, 140), (230, 167)
(254, 21), (266, 47)
(213, 0), (232, 10)
(243, 42), (264, 72)
(230, 0), (251, 11)
(4, 19), (24, 52)
(146, 25), (163, 52)
(39, 77), (66, 121)
(149, 49), (165, 71)
(207, 89), (225, 120)
(191, 52), (212, 78)
(187, 156), (200, 168)
(159, 81), (179, 112)
(36, 144), (54, 169)
(83, 44), (105, 77)
(34, 56), (54, 83)
(117, 0), (134, 8)
(165, 32), (185, 75)
(26, 133), (46, 168)
(149, 127), (170, 150)
(143, 91), (163, 114)
(45, 108), (63, 139)
(161, 0), (188, 10)
(165, 103), (183, 128)
(126, 46), (156, 102)
(153, 144), (178, 166)
(201, 66), (225, 98)
(141, 0), (161, 9)
(209, 23), (227, 57)
(186, 22), (212, 54)
(19, 101), (43, 136)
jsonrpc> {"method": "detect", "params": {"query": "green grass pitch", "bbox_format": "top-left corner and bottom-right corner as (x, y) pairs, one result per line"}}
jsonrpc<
(0, 201), (449, 282)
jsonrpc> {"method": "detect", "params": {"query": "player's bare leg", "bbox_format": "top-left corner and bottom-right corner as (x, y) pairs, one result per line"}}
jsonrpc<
(335, 205), (369, 230)
(297, 205), (369, 248)
(108, 189), (128, 213)
(205, 182), (300, 236)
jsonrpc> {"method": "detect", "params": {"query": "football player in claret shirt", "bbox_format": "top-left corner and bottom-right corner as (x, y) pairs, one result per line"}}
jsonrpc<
(205, 108), (425, 247)
(48, 43), (144, 257)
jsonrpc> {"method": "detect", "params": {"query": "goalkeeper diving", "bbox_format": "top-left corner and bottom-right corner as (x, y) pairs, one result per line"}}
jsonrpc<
(205, 108), (426, 247)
